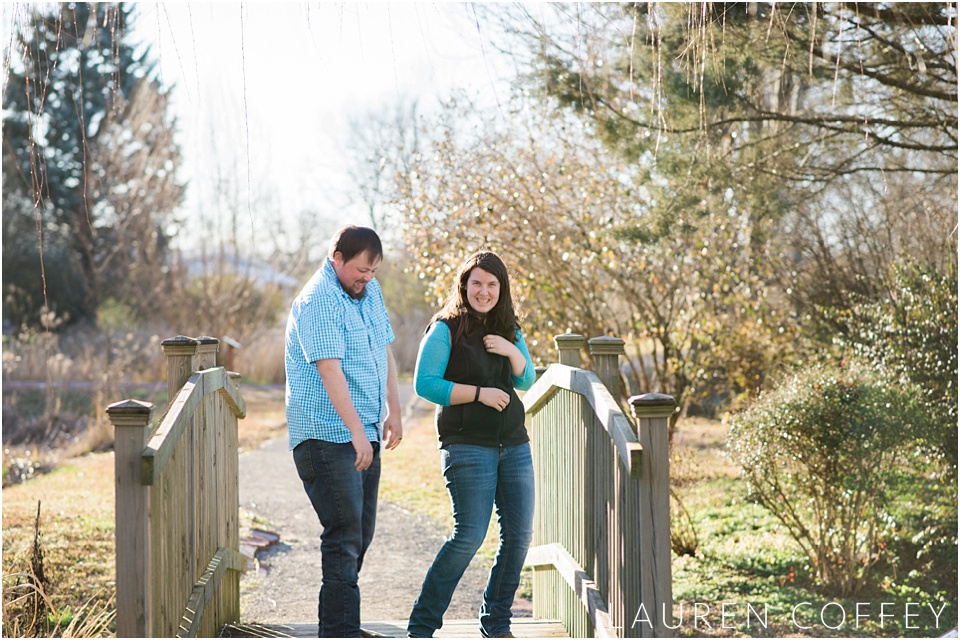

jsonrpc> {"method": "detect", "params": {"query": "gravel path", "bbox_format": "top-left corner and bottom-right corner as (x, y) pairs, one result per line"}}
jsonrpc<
(237, 383), (499, 628)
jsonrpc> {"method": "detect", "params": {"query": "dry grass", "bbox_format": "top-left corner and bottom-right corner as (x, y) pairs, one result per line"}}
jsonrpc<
(2, 451), (117, 637)
(235, 385), (288, 451)
(232, 328), (286, 385)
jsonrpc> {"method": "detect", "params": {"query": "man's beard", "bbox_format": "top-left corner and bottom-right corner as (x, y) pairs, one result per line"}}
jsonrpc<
(344, 281), (367, 300)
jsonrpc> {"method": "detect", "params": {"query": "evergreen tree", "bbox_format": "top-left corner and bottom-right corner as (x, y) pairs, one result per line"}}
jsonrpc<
(2, 2), (184, 328)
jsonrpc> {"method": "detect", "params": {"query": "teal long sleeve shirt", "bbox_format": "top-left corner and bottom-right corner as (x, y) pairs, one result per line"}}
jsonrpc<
(414, 321), (536, 405)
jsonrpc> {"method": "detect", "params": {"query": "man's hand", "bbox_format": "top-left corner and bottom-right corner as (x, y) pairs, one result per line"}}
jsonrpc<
(351, 431), (374, 471)
(382, 412), (404, 450)
(383, 346), (403, 451)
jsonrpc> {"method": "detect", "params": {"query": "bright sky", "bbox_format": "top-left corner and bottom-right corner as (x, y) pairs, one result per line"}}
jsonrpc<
(134, 3), (516, 252)
(0, 2), (527, 253)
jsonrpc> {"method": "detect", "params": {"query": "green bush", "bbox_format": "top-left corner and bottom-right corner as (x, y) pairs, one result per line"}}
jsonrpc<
(835, 260), (957, 480)
(727, 361), (928, 597)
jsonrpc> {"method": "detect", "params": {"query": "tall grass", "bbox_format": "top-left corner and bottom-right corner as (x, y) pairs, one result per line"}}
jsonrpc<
(2, 575), (116, 638)
(231, 327), (286, 384)
(2, 500), (115, 638)
(3, 320), (165, 462)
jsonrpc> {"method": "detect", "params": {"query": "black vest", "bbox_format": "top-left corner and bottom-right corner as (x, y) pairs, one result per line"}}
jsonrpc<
(434, 316), (529, 448)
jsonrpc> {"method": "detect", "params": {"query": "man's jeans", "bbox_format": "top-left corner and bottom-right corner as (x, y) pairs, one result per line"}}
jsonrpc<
(407, 442), (535, 638)
(293, 439), (381, 638)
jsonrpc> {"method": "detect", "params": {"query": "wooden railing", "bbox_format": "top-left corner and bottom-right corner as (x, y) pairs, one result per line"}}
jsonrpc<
(107, 336), (247, 638)
(523, 334), (675, 638)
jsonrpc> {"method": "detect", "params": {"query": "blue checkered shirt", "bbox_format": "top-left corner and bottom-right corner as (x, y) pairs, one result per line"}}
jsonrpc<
(284, 258), (395, 450)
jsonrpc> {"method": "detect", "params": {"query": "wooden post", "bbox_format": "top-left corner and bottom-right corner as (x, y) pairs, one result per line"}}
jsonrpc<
(225, 371), (242, 624)
(108, 399), (154, 638)
(160, 335), (199, 629)
(195, 336), (219, 370)
(534, 366), (548, 381)
(588, 336), (625, 405)
(161, 336), (199, 403)
(629, 393), (676, 638)
(554, 334), (585, 368)
(194, 336), (218, 628)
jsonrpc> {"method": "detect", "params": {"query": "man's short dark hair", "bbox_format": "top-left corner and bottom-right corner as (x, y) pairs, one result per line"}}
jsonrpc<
(328, 225), (383, 263)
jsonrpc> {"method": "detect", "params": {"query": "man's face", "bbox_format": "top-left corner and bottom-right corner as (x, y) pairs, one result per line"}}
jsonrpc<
(332, 250), (381, 299)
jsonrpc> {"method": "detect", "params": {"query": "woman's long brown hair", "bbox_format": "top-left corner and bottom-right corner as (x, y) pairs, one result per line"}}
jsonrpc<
(433, 251), (519, 344)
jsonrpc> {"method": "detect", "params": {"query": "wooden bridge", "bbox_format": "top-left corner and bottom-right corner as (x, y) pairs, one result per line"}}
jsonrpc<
(108, 334), (674, 638)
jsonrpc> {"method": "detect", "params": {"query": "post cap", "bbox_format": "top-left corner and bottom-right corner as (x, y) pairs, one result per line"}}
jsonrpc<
(553, 333), (585, 349)
(196, 336), (220, 346)
(106, 399), (154, 416)
(588, 335), (625, 356)
(629, 393), (677, 418)
(161, 335), (199, 347)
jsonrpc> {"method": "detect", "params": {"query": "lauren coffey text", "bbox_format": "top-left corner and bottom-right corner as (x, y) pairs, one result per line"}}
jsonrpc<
(631, 601), (952, 632)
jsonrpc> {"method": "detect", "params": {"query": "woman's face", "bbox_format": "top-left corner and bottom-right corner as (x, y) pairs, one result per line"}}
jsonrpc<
(465, 267), (500, 315)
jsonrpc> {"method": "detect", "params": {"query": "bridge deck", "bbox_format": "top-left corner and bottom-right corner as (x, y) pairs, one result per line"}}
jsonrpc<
(220, 619), (567, 638)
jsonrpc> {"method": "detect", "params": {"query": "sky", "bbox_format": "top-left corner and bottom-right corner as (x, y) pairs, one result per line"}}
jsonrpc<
(134, 2), (517, 252)
(0, 2), (520, 253)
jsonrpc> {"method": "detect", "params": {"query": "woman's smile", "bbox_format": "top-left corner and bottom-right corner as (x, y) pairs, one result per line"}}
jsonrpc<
(466, 267), (500, 314)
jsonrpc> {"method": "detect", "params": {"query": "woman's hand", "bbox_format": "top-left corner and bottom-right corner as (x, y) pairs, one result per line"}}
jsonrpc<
(484, 333), (527, 377)
(483, 334), (518, 357)
(478, 386), (510, 412)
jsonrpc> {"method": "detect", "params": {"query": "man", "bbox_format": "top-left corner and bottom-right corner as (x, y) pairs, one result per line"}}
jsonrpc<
(285, 225), (403, 637)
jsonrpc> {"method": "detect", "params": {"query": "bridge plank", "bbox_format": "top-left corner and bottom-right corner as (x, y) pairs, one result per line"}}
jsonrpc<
(220, 619), (567, 638)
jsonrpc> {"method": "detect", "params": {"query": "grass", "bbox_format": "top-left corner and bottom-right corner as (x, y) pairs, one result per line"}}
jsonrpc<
(2, 452), (118, 637)
(234, 385), (290, 451)
(668, 418), (957, 638)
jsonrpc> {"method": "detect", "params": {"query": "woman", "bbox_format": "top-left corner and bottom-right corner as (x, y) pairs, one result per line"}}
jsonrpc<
(407, 251), (537, 639)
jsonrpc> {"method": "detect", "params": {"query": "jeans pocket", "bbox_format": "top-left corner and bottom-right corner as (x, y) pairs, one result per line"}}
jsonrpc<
(292, 441), (315, 482)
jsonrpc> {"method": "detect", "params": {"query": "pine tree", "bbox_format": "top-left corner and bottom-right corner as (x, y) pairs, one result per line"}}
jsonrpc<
(2, 2), (184, 328)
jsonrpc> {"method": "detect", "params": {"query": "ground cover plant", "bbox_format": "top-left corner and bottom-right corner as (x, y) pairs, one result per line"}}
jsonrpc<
(673, 419), (956, 638)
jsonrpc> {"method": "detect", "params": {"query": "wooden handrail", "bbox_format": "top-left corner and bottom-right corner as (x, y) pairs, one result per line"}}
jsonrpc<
(111, 337), (247, 637)
(141, 367), (246, 486)
(525, 347), (675, 638)
(522, 364), (643, 477)
(176, 547), (248, 638)
(525, 543), (616, 638)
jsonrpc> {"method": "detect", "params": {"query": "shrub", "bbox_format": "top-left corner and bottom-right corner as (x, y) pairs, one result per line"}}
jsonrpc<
(727, 360), (928, 596)
(835, 260), (957, 480)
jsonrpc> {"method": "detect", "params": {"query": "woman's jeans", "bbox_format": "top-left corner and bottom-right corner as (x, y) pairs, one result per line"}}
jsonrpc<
(408, 442), (535, 638)
(293, 438), (381, 638)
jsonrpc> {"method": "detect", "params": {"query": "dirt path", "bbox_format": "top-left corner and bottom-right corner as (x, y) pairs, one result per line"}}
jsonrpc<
(237, 383), (497, 628)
